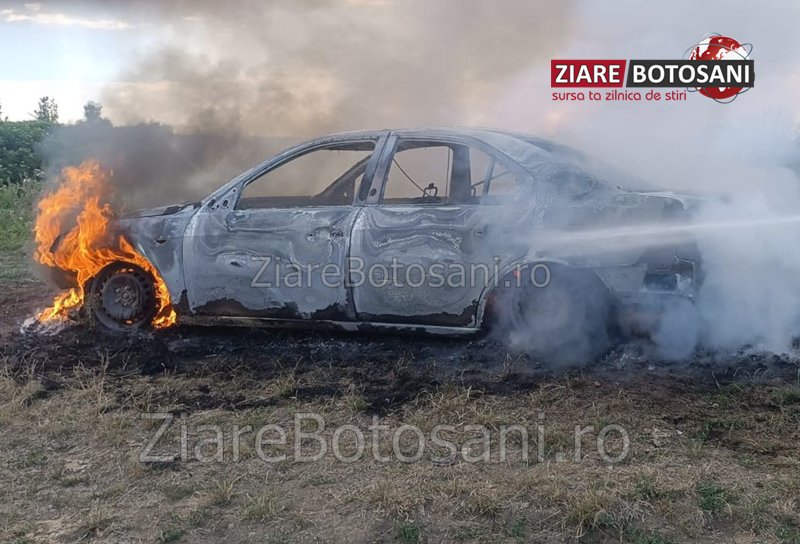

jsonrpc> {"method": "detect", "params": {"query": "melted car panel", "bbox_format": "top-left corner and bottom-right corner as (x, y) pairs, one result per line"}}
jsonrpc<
(113, 128), (700, 333)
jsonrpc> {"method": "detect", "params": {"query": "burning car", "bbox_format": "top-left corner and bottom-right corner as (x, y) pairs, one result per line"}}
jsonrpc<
(36, 128), (701, 359)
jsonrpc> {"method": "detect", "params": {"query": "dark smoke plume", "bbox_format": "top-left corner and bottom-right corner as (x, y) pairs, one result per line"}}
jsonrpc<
(39, 122), (296, 208)
(32, 0), (574, 206)
(99, 1), (575, 136)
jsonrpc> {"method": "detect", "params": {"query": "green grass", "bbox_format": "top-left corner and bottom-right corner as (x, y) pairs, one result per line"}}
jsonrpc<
(696, 482), (738, 515)
(158, 524), (185, 543)
(506, 517), (527, 538)
(0, 250), (37, 283)
(693, 418), (745, 445)
(776, 526), (800, 544)
(773, 386), (800, 406)
(395, 520), (422, 543)
(0, 181), (42, 283)
(634, 475), (660, 502)
(0, 181), (41, 252)
(240, 492), (287, 523)
(9, 450), (47, 469)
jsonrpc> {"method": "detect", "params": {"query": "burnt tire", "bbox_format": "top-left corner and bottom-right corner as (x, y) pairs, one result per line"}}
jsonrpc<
(494, 267), (611, 363)
(87, 262), (157, 333)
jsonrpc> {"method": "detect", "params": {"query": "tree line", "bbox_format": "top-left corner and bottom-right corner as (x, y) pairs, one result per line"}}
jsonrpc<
(0, 97), (107, 184)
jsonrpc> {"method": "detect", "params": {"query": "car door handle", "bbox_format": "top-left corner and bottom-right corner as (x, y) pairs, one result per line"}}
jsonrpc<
(306, 228), (344, 241)
(226, 210), (249, 228)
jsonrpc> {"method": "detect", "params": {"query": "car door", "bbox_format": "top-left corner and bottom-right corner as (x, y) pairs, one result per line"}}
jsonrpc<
(350, 133), (530, 327)
(182, 135), (386, 320)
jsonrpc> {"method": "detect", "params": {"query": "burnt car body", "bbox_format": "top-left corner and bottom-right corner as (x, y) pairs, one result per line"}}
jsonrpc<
(92, 128), (700, 357)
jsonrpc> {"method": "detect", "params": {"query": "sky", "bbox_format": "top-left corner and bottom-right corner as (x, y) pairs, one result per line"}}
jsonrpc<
(0, 0), (798, 164)
(0, 2), (146, 120)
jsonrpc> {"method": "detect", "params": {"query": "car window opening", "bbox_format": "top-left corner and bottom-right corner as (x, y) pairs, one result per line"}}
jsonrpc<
(237, 140), (376, 209)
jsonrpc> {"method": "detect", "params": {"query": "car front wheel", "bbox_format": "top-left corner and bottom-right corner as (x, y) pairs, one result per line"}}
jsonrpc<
(87, 262), (158, 333)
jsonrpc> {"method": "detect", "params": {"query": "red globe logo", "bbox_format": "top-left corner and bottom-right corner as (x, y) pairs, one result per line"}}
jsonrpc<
(687, 34), (752, 102)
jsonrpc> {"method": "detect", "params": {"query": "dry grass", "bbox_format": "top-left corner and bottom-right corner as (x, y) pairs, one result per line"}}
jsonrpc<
(210, 476), (239, 506)
(1, 349), (799, 543)
(240, 491), (289, 523)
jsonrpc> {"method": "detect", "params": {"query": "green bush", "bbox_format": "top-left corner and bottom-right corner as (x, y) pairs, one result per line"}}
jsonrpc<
(0, 180), (42, 251)
(0, 121), (51, 185)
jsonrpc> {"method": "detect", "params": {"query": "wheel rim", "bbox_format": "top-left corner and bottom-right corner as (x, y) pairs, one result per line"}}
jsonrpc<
(91, 264), (156, 330)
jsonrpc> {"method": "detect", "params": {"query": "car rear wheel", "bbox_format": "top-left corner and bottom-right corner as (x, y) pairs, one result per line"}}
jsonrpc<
(495, 267), (611, 363)
(87, 262), (157, 332)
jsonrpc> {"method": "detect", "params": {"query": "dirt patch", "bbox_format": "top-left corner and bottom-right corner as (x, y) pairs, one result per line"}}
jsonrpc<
(0, 281), (55, 337)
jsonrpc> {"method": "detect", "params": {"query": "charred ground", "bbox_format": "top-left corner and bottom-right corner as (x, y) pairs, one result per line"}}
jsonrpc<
(4, 286), (799, 415)
(2, 260), (800, 543)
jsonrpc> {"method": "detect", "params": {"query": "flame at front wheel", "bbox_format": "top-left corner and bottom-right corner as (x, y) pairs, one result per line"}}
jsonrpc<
(33, 160), (177, 330)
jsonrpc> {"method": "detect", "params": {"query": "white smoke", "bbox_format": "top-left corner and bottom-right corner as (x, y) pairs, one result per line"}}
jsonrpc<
(484, 1), (800, 357)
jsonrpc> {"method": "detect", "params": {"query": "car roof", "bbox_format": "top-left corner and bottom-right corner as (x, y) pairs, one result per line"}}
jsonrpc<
(299, 128), (656, 192)
(387, 127), (654, 191)
(324, 125), (549, 143)
(321, 127), (559, 165)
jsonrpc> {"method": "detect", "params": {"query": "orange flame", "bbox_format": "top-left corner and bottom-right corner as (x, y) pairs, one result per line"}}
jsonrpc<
(34, 161), (177, 329)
